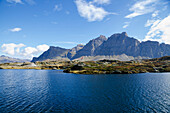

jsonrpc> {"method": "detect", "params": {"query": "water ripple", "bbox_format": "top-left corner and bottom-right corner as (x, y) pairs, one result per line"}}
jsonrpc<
(0, 70), (169, 112)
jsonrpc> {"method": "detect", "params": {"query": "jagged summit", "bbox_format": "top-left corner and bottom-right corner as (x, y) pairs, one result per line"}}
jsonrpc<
(31, 32), (170, 62)
(98, 35), (107, 40)
(67, 44), (84, 59)
(110, 32), (128, 38)
(71, 35), (107, 59)
(121, 32), (128, 37)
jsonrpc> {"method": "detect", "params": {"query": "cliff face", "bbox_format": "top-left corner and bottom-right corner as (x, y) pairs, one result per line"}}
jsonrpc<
(67, 44), (84, 59)
(139, 41), (170, 58)
(31, 32), (170, 62)
(72, 35), (107, 60)
(94, 32), (140, 56)
(32, 46), (69, 62)
(94, 32), (170, 58)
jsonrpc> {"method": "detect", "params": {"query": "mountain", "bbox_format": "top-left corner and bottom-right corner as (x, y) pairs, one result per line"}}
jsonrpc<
(31, 44), (84, 62)
(139, 41), (170, 58)
(32, 46), (69, 62)
(94, 32), (140, 56)
(72, 35), (107, 60)
(0, 55), (30, 63)
(94, 32), (170, 58)
(31, 32), (170, 62)
(67, 44), (84, 59)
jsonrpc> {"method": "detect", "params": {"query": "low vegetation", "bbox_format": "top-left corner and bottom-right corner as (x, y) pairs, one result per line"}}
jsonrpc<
(0, 56), (169, 74)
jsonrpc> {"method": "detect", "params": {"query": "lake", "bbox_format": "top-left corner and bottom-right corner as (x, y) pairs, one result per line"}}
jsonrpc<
(0, 69), (169, 112)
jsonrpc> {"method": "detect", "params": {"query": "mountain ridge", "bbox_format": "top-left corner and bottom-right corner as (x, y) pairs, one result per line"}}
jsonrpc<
(31, 32), (170, 62)
(0, 55), (30, 63)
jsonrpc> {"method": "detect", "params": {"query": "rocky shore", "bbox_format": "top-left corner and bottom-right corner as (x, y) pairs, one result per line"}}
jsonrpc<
(0, 61), (72, 70)
(64, 56), (170, 74)
(0, 56), (169, 74)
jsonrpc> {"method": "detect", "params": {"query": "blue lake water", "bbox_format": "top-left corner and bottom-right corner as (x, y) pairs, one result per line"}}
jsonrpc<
(0, 69), (169, 112)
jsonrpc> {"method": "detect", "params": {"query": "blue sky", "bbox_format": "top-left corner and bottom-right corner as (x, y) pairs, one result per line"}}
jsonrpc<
(0, 0), (170, 59)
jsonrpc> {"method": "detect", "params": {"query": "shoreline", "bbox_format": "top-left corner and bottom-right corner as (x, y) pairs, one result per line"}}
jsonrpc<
(0, 56), (169, 74)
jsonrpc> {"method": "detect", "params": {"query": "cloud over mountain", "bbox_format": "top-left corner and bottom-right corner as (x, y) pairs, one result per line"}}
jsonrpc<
(125, 0), (158, 18)
(1, 43), (49, 59)
(144, 15), (170, 44)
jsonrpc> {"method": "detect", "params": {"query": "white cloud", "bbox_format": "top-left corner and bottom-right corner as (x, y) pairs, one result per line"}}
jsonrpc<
(36, 44), (49, 52)
(6, 0), (35, 4)
(125, 0), (158, 18)
(54, 4), (62, 11)
(1, 43), (25, 55)
(145, 19), (157, 27)
(75, 0), (115, 22)
(10, 28), (22, 32)
(123, 22), (130, 28)
(93, 0), (110, 4)
(6, 0), (22, 4)
(22, 47), (38, 57)
(144, 15), (170, 44)
(1, 44), (49, 59)
(21, 44), (49, 59)
(152, 10), (159, 17)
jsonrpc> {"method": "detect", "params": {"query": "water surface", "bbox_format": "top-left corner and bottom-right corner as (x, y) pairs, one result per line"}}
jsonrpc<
(0, 69), (169, 112)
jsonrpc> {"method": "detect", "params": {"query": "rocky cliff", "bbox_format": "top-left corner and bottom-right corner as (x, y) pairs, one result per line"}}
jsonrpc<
(32, 46), (69, 62)
(94, 32), (140, 56)
(72, 35), (107, 60)
(31, 32), (170, 62)
(94, 32), (170, 58)
(67, 44), (84, 59)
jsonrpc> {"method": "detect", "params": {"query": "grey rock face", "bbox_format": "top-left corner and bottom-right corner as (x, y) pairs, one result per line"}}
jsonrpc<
(139, 41), (170, 58)
(31, 46), (69, 62)
(94, 32), (170, 58)
(31, 32), (170, 62)
(67, 44), (84, 59)
(72, 35), (107, 60)
(94, 32), (140, 56)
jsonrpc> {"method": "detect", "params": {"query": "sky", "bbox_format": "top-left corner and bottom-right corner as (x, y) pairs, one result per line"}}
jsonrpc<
(0, 0), (170, 59)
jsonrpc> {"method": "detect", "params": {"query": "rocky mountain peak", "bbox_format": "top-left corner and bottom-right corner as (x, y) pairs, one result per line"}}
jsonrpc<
(71, 35), (107, 59)
(67, 44), (84, 59)
(31, 32), (170, 62)
(98, 35), (107, 40)
(121, 32), (128, 37)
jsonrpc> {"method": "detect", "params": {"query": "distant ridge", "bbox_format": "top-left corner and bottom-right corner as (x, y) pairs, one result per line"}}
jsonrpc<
(31, 32), (170, 62)
(0, 55), (30, 63)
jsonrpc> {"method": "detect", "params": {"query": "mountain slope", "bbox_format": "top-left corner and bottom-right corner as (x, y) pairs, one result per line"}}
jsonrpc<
(94, 32), (140, 56)
(139, 41), (170, 58)
(72, 35), (107, 60)
(0, 55), (30, 63)
(94, 32), (170, 58)
(67, 44), (84, 59)
(31, 32), (170, 62)
(32, 46), (69, 62)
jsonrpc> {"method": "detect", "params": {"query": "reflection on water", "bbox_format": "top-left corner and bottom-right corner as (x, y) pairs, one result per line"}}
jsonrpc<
(0, 69), (169, 112)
